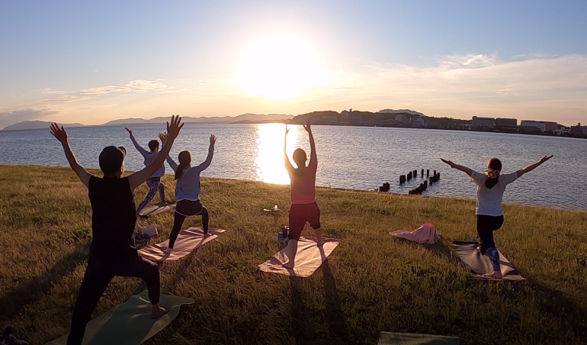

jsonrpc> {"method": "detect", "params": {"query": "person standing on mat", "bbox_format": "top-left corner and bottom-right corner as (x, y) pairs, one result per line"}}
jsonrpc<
(282, 118), (323, 269)
(161, 132), (216, 254)
(125, 127), (168, 216)
(440, 155), (553, 279)
(50, 115), (184, 345)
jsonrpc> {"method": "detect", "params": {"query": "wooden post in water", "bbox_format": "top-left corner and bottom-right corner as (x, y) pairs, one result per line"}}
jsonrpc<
(427, 169), (430, 177)
(413, 170), (417, 177)
(400, 175), (406, 184)
(407, 171), (413, 181)
(421, 169), (424, 178)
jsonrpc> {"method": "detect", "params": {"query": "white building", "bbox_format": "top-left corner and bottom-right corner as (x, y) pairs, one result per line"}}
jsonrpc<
(471, 116), (495, 128)
(520, 120), (557, 132)
(411, 116), (428, 127)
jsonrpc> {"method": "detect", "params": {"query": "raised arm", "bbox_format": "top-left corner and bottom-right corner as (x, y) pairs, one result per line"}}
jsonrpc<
(194, 135), (216, 172)
(284, 125), (294, 173)
(516, 155), (553, 178)
(158, 132), (179, 171)
(303, 118), (317, 165)
(50, 123), (92, 187)
(128, 116), (184, 190)
(125, 127), (149, 158)
(440, 158), (474, 176)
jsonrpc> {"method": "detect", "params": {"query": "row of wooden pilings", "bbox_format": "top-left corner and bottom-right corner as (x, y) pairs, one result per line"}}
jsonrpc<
(377, 169), (441, 193)
(400, 169), (435, 184)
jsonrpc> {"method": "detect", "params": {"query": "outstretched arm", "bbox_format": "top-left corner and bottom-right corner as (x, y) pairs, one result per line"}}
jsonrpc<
(194, 135), (216, 171)
(125, 128), (149, 158)
(50, 123), (92, 187)
(284, 125), (294, 173)
(158, 132), (179, 171)
(516, 155), (553, 178)
(440, 158), (474, 176)
(128, 116), (184, 190)
(304, 118), (317, 166)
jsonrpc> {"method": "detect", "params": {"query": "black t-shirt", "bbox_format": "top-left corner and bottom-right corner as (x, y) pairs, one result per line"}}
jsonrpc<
(88, 176), (137, 261)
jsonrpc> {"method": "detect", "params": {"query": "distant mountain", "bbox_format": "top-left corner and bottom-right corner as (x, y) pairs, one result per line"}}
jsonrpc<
(378, 109), (425, 116)
(2, 120), (85, 131)
(103, 113), (293, 126)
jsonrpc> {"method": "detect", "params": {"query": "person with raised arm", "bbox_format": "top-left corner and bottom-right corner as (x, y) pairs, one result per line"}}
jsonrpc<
(160, 132), (216, 254)
(440, 155), (553, 279)
(125, 127), (168, 215)
(50, 115), (184, 345)
(282, 118), (322, 269)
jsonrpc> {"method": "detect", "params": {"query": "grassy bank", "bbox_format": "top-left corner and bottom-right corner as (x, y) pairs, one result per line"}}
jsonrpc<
(1, 164), (587, 345)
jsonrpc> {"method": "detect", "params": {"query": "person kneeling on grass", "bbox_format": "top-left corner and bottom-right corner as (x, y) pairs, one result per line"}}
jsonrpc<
(440, 155), (553, 279)
(50, 115), (184, 345)
(125, 127), (169, 216)
(282, 119), (323, 269)
(160, 132), (215, 254)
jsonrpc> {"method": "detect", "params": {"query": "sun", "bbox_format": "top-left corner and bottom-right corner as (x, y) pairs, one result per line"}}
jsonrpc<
(239, 34), (325, 100)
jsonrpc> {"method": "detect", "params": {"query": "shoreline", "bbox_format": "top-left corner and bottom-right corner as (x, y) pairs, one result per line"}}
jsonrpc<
(2, 163), (582, 213)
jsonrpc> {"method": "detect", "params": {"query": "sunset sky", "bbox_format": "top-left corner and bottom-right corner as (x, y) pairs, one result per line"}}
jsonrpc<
(1, 0), (586, 128)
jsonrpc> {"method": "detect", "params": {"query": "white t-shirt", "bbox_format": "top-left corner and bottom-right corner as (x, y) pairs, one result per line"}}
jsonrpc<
(471, 171), (518, 216)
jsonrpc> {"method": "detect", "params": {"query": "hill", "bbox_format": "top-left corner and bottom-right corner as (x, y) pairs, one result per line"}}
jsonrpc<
(2, 120), (85, 131)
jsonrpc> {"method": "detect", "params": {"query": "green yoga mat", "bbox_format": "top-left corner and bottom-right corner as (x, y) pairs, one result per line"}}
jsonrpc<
(378, 332), (459, 345)
(45, 291), (194, 345)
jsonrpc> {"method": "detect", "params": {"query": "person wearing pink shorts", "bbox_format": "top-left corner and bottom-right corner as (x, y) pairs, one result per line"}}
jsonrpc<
(282, 118), (323, 269)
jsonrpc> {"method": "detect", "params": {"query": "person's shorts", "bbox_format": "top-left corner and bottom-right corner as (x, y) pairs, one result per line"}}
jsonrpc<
(288, 202), (321, 241)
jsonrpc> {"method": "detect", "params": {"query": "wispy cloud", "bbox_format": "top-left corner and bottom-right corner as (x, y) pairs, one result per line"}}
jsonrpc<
(42, 79), (179, 100)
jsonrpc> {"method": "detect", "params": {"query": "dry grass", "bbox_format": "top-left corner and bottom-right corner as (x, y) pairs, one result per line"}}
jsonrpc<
(1, 164), (586, 344)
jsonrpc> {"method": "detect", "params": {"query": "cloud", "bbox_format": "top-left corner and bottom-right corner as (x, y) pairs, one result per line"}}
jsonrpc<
(41, 79), (180, 103)
(0, 109), (58, 129)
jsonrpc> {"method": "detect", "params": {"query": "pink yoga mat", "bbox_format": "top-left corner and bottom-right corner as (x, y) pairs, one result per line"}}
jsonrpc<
(138, 227), (225, 262)
(259, 237), (340, 277)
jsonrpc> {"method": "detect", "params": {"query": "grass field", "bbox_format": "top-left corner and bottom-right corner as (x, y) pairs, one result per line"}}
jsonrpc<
(1, 164), (587, 345)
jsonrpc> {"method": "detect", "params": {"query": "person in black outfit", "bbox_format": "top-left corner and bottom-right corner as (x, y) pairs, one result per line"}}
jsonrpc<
(50, 116), (184, 345)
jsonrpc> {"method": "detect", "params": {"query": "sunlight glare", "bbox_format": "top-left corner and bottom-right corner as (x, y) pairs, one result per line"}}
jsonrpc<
(239, 34), (326, 100)
(255, 123), (300, 184)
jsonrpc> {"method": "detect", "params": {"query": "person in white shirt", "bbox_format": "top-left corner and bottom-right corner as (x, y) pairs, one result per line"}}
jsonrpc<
(125, 128), (168, 215)
(440, 155), (553, 279)
(160, 133), (216, 253)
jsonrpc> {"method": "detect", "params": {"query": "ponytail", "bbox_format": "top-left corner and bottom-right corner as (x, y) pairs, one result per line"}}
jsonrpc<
(484, 170), (499, 189)
(484, 158), (502, 189)
(175, 162), (187, 180)
(175, 150), (191, 180)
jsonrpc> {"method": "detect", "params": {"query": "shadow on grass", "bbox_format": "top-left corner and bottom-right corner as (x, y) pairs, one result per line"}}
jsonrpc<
(0, 250), (86, 324)
(289, 276), (317, 343)
(427, 237), (587, 341)
(321, 259), (350, 344)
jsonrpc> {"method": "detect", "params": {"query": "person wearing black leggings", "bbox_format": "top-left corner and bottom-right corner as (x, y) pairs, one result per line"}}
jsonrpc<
(50, 116), (184, 345)
(441, 155), (552, 279)
(161, 133), (215, 253)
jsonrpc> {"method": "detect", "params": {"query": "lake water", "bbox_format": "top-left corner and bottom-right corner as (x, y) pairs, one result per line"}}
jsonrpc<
(0, 124), (585, 210)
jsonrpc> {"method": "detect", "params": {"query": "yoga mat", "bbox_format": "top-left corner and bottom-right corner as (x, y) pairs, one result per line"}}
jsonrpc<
(139, 203), (176, 217)
(45, 291), (194, 345)
(259, 237), (340, 277)
(138, 227), (225, 262)
(378, 332), (459, 345)
(453, 241), (525, 281)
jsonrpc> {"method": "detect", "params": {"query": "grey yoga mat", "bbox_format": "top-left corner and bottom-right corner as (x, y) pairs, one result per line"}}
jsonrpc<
(453, 241), (525, 281)
(378, 332), (459, 345)
(45, 291), (194, 345)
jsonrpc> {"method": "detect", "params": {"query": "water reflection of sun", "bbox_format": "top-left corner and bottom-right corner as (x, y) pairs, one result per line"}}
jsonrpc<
(255, 123), (299, 184)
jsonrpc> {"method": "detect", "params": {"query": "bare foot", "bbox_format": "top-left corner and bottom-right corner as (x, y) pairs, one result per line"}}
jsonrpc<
(151, 306), (169, 319)
(163, 247), (172, 254)
(282, 262), (295, 269)
(316, 241), (324, 247)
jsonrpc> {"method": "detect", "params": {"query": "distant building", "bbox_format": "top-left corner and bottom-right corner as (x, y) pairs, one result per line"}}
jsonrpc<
(495, 118), (517, 127)
(554, 126), (571, 136)
(570, 123), (587, 136)
(411, 116), (427, 127)
(471, 116), (495, 128)
(395, 114), (407, 122)
(520, 120), (557, 132)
